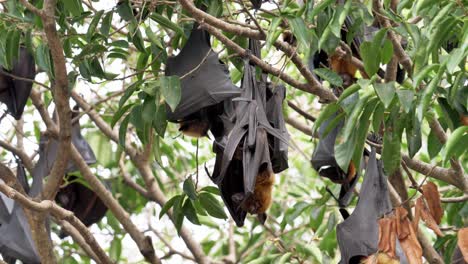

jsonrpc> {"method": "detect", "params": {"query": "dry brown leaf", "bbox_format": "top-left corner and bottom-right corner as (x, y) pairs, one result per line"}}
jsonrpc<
(416, 198), (444, 237)
(378, 217), (397, 258)
(394, 207), (423, 264)
(458, 228), (468, 262)
(421, 182), (443, 224)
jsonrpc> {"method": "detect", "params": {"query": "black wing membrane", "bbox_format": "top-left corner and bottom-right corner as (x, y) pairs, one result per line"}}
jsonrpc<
(336, 148), (393, 264)
(165, 23), (240, 122)
(249, 0), (262, 9)
(56, 175), (110, 238)
(0, 47), (36, 120)
(208, 39), (289, 226)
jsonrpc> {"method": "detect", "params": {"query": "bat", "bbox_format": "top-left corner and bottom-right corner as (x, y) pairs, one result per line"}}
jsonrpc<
(55, 175), (110, 238)
(209, 39), (289, 226)
(0, 47), (36, 120)
(336, 147), (395, 264)
(165, 23), (240, 138)
(0, 161), (43, 264)
(311, 113), (361, 207)
(249, 0), (263, 9)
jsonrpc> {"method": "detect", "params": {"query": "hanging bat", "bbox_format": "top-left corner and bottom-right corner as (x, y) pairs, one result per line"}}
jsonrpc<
(55, 175), (110, 238)
(336, 147), (395, 264)
(165, 23), (240, 138)
(0, 47), (36, 120)
(0, 160), (44, 263)
(249, 0), (263, 9)
(207, 38), (289, 226)
(311, 113), (361, 207)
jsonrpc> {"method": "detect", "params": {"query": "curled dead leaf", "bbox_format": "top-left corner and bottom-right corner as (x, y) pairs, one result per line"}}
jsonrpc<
(458, 228), (468, 263)
(415, 198), (444, 237)
(378, 217), (397, 258)
(395, 207), (423, 264)
(421, 182), (443, 224)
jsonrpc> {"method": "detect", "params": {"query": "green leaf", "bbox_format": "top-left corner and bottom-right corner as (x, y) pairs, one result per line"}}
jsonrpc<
(427, 129), (443, 159)
(443, 126), (468, 164)
(150, 13), (186, 39)
(277, 253), (292, 264)
(374, 82), (395, 109)
(199, 193), (227, 219)
(62, 0), (82, 17)
(413, 64), (439, 89)
(159, 195), (181, 219)
(313, 103), (340, 132)
(119, 80), (143, 108)
(287, 17), (310, 50)
(111, 103), (134, 128)
(447, 48), (466, 74)
(396, 89), (414, 113)
(416, 62), (446, 122)
(406, 113), (421, 158)
(353, 98), (378, 170)
(6, 30), (20, 70)
(118, 114), (130, 147)
(337, 83), (360, 104)
(183, 178), (198, 200)
(116, 1), (134, 21)
(142, 97), (156, 125)
(153, 100), (167, 137)
(182, 199), (200, 225)
(335, 130), (357, 172)
(160, 75), (181, 112)
(313, 68), (343, 87)
(360, 41), (379, 76)
(382, 126), (401, 175)
(86, 10), (104, 41)
(265, 17), (282, 49)
(109, 237), (122, 261)
(309, 0), (334, 19)
(145, 27), (164, 49)
(309, 206), (326, 231)
(381, 40), (393, 64)
(200, 186), (220, 195)
(100, 11), (113, 36)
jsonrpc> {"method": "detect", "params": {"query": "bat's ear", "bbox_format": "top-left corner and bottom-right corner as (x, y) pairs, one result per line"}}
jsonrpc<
(257, 213), (267, 225)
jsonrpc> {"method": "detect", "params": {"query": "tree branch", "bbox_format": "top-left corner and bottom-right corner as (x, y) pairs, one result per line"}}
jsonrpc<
(178, 0), (337, 102)
(0, 139), (34, 173)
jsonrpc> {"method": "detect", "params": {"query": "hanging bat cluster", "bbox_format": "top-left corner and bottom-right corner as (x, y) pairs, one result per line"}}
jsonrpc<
(210, 39), (289, 227)
(0, 47), (36, 120)
(0, 105), (107, 263)
(165, 23), (289, 227)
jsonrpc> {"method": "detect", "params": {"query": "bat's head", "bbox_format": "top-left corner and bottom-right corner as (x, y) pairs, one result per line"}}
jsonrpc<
(179, 119), (210, 138)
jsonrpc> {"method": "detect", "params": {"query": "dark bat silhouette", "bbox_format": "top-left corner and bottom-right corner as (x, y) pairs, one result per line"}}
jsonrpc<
(0, 106), (98, 262)
(0, 47), (36, 120)
(336, 147), (397, 264)
(208, 39), (289, 226)
(311, 114), (361, 207)
(249, 0), (263, 9)
(165, 23), (240, 138)
(0, 160), (42, 263)
(55, 175), (110, 238)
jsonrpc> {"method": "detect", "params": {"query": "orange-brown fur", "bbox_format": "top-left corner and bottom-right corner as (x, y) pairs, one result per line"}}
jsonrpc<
(329, 54), (359, 88)
(347, 162), (357, 183)
(179, 120), (210, 138)
(242, 168), (275, 214)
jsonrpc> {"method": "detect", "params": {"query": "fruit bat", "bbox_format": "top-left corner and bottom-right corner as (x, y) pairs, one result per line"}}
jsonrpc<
(0, 159), (29, 225)
(311, 113), (361, 207)
(55, 175), (110, 238)
(250, 0), (262, 9)
(32, 105), (97, 183)
(336, 147), (395, 264)
(165, 23), (240, 138)
(452, 246), (468, 264)
(209, 41), (288, 226)
(0, 47), (36, 120)
(0, 160), (44, 264)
